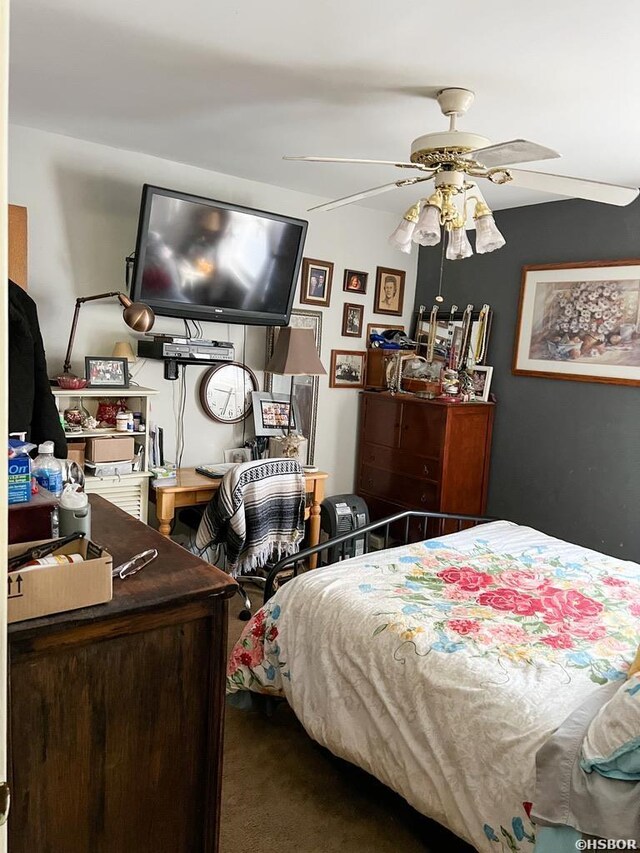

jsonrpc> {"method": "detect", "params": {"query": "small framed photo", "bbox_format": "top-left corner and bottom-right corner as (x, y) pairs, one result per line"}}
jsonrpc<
(85, 356), (129, 388)
(366, 322), (405, 346)
(343, 269), (368, 294)
(374, 267), (405, 316)
(471, 365), (493, 401)
(329, 349), (366, 389)
(223, 447), (253, 464)
(251, 391), (301, 436)
(300, 258), (334, 308)
(342, 303), (364, 338)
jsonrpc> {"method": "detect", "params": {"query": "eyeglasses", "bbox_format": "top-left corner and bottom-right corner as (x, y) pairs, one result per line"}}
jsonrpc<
(112, 549), (158, 579)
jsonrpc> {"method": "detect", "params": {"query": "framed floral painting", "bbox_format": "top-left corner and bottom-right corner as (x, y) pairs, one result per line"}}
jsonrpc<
(513, 260), (640, 386)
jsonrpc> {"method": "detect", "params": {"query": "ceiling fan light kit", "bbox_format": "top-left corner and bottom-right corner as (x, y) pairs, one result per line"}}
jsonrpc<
(389, 186), (506, 259)
(287, 86), (638, 260)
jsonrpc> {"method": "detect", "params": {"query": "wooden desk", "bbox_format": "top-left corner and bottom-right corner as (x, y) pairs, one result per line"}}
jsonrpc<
(151, 467), (328, 567)
(9, 495), (236, 853)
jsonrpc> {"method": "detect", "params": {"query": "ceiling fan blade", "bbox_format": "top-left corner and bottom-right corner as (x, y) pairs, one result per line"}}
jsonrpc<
(308, 176), (433, 212)
(284, 155), (426, 170)
(502, 169), (639, 206)
(466, 139), (560, 168)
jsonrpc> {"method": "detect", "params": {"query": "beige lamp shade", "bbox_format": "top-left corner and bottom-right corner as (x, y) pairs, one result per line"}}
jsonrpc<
(112, 341), (137, 363)
(265, 327), (326, 376)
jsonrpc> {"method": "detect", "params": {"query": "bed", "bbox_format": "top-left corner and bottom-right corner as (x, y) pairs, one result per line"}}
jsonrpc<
(227, 517), (640, 852)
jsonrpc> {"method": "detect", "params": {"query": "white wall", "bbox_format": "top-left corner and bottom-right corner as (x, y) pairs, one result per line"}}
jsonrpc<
(8, 124), (417, 494)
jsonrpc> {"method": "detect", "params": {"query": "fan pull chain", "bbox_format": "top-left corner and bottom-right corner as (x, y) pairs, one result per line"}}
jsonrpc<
(435, 238), (446, 303)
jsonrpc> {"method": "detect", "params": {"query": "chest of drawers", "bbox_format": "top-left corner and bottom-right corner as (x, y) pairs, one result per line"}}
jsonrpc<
(356, 391), (494, 522)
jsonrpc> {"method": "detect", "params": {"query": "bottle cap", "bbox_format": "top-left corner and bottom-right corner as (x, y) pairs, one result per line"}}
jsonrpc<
(38, 441), (54, 454)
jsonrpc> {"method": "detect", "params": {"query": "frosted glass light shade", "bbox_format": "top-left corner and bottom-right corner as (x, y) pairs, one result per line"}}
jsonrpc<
(388, 219), (416, 253)
(413, 204), (441, 246)
(474, 213), (506, 254)
(446, 226), (473, 260)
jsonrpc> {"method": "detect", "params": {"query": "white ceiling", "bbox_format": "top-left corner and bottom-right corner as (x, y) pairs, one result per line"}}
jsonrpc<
(9, 0), (640, 215)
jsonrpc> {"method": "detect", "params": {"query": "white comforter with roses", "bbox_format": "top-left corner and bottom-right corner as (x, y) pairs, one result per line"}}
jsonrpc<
(227, 521), (640, 853)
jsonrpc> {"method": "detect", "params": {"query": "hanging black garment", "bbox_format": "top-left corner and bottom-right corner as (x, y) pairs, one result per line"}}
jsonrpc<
(8, 280), (67, 458)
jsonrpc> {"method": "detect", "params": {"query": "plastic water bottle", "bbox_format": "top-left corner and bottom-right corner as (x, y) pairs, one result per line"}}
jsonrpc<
(32, 441), (63, 497)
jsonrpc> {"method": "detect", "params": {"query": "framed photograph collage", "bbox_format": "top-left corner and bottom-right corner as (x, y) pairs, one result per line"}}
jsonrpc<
(297, 257), (408, 400)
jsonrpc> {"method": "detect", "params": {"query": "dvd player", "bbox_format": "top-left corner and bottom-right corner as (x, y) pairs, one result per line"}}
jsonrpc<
(137, 335), (235, 364)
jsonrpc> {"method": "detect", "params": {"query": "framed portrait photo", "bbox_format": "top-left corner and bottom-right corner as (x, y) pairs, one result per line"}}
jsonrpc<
(374, 267), (405, 316)
(85, 356), (129, 388)
(329, 349), (366, 389)
(342, 303), (364, 338)
(513, 260), (640, 386)
(300, 258), (334, 308)
(366, 322), (405, 346)
(343, 269), (368, 295)
(251, 391), (301, 436)
(223, 447), (253, 464)
(470, 365), (493, 402)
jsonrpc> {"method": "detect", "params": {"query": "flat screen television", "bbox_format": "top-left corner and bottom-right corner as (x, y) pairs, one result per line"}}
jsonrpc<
(130, 184), (308, 326)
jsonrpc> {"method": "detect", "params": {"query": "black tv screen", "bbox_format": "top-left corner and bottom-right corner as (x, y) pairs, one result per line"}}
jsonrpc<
(130, 185), (308, 326)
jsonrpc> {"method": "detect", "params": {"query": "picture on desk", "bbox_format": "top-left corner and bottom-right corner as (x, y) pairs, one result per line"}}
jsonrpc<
(251, 391), (300, 436)
(85, 356), (129, 388)
(223, 447), (253, 464)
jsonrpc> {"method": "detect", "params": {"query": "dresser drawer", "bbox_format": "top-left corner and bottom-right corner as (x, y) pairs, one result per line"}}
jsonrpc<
(361, 395), (401, 448)
(359, 464), (438, 509)
(360, 443), (439, 482)
(399, 402), (445, 458)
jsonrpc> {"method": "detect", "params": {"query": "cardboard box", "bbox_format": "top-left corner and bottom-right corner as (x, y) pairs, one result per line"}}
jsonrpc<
(7, 537), (113, 623)
(85, 435), (134, 463)
(8, 453), (31, 504)
(66, 440), (86, 468)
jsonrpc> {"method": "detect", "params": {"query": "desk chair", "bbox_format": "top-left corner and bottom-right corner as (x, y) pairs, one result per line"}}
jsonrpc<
(194, 458), (305, 619)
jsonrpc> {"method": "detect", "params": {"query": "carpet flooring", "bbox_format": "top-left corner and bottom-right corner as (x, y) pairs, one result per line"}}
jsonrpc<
(220, 589), (475, 853)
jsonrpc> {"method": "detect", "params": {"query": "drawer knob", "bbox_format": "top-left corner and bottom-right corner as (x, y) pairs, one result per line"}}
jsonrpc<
(420, 493), (428, 503)
(423, 465), (429, 475)
(367, 478), (373, 487)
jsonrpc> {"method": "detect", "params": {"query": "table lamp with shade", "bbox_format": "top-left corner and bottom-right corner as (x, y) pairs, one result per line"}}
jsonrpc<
(112, 341), (137, 364)
(265, 327), (326, 458)
(58, 291), (154, 385)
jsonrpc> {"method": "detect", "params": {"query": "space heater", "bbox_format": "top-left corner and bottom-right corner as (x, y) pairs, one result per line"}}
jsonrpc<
(319, 494), (369, 565)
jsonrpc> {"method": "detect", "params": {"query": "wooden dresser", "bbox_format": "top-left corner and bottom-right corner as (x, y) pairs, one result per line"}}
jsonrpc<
(8, 495), (236, 853)
(356, 391), (494, 522)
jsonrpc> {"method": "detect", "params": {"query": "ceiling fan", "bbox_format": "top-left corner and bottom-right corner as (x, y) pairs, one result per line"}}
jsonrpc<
(284, 88), (639, 259)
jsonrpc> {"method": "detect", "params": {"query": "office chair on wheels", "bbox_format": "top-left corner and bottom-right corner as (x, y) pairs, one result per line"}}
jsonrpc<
(195, 458), (306, 619)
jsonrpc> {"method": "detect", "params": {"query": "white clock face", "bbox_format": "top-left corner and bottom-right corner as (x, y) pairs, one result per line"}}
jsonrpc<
(201, 364), (256, 423)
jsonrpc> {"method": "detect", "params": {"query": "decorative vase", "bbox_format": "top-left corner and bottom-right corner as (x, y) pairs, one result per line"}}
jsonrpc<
(63, 397), (90, 428)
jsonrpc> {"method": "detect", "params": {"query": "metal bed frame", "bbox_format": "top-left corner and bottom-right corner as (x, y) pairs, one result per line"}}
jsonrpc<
(263, 509), (494, 603)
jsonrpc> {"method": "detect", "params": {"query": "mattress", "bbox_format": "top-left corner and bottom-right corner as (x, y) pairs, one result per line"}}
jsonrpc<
(227, 521), (640, 852)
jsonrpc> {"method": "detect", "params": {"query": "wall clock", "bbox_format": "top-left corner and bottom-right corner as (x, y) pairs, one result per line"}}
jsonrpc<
(198, 362), (258, 424)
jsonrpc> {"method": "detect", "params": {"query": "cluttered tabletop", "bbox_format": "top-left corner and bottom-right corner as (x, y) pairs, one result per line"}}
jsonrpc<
(8, 494), (237, 642)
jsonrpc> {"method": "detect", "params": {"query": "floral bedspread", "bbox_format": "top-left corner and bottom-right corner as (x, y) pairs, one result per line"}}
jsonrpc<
(227, 521), (640, 852)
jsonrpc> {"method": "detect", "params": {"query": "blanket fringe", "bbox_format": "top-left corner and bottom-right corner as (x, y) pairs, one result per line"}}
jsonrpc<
(232, 536), (302, 579)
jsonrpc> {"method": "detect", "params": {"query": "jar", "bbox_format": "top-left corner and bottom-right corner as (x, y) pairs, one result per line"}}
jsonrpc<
(63, 397), (90, 428)
(116, 411), (130, 432)
(441, 368), (460, 398)
(132, 411), (142, 430)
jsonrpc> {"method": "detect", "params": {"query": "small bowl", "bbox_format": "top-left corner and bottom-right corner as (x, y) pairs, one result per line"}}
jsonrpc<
(56, 375), (88, 390)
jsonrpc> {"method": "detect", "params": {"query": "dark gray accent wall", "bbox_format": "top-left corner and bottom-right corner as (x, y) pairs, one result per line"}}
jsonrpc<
(414, 197), (640, 560)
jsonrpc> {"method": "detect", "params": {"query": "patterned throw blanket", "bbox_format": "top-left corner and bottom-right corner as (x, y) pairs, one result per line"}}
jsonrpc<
(195, 458), (305, 577)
